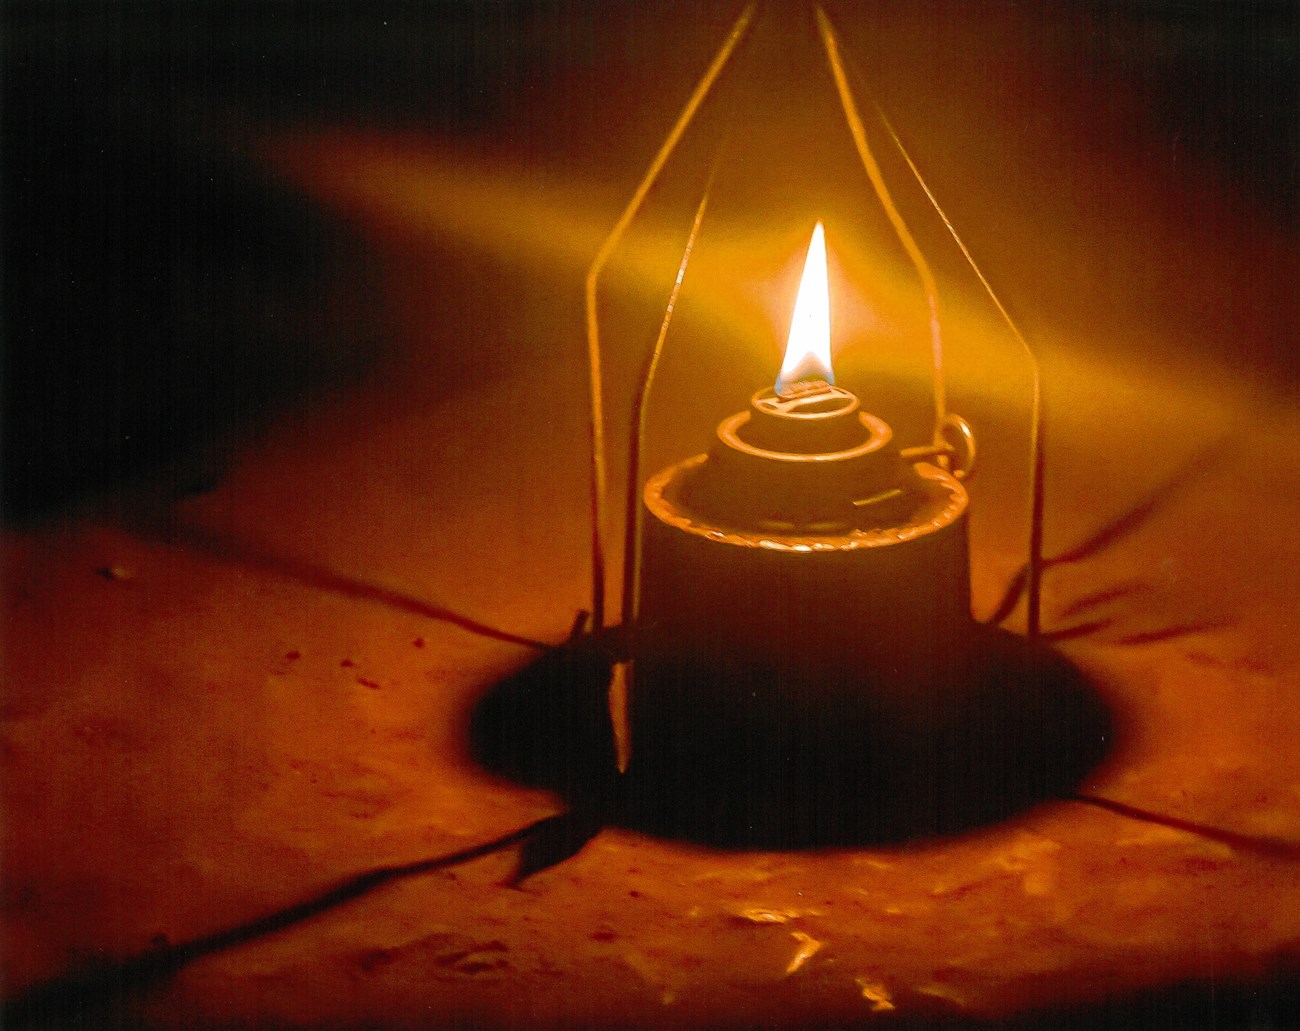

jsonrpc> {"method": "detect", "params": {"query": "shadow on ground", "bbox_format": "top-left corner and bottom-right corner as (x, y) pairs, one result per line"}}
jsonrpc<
(470, 626), (1113, 850)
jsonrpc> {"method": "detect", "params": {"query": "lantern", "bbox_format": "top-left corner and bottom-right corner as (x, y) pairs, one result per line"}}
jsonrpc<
(443, 1), (1118, 853)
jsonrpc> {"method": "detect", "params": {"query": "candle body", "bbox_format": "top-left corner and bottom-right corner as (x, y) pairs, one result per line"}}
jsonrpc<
(637, 453), (972, 701)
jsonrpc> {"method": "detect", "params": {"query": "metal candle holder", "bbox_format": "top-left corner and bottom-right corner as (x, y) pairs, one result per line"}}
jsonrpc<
(638, 376), (974, 700)
(582, 3), (1046, 770)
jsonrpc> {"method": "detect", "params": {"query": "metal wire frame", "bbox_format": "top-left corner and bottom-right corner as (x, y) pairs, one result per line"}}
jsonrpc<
(619, 150), (729, 642)
(582, 3), (756, 632)
(583, 2), (1045, 640)
(812, 5), (1045, 637)
(813, 7), (948, 437)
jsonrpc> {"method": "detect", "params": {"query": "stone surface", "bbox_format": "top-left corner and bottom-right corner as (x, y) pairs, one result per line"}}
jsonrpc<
(5, 3), (1298, 1028)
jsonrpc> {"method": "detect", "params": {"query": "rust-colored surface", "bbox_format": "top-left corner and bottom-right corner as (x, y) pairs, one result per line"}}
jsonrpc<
(5, 3), (1298, 1028)
(6, 361), (1300, 1028)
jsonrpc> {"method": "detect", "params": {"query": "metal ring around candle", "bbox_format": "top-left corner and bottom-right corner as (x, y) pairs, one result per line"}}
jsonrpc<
(717, 410), (892, 465)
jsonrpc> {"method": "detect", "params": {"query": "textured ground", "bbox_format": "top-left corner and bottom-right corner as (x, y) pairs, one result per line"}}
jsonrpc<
(5, 356), (1300, 1029)
(5, 3), (1298, 1028)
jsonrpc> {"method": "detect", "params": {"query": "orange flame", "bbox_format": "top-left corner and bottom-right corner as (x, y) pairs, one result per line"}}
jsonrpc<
(776, 221), (833, 394)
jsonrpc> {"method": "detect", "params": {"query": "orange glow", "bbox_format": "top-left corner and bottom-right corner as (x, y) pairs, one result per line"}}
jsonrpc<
(776, 221), (833, 394)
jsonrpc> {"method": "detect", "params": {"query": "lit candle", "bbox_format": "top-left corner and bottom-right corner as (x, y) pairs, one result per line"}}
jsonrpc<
(633, 221), (973, 697)
(776, 221), (834, 395)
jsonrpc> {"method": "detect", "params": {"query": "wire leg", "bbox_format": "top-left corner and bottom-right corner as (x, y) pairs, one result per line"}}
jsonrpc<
(582, 3), (755, 630)
(815, 4), (1045, 637)
(612, 149), (727, 772)
(815, 5), (946, 438)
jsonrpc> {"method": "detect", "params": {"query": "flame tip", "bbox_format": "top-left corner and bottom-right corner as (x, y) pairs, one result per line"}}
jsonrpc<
(776, 220), (833, 393)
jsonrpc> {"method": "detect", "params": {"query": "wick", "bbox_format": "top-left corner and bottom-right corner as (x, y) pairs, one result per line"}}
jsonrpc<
(775, 378), (832, 401)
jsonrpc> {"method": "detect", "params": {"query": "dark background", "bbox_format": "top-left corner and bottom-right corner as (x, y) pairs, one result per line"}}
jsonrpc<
(3, 0), (1296, 518)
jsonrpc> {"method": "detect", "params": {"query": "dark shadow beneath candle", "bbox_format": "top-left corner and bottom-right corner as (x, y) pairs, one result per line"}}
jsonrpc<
(468, 626), (1113, 849)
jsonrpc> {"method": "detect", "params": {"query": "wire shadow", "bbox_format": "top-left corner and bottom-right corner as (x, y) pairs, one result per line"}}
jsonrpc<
(984, 440), (1229, 629)
(147, 520), (552, 651)
(1, 820), (552, 1030)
